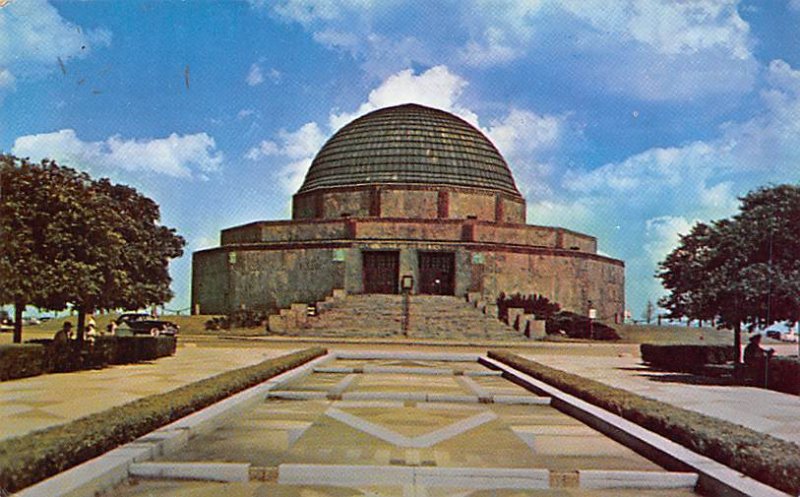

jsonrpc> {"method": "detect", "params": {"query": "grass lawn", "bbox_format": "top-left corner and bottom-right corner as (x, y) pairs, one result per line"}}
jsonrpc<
(0, 313), (268, 345)
(608, 323), (733, 345)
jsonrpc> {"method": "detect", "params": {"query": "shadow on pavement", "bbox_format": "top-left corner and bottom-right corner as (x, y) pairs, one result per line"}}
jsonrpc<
(617, 366), (735, 386)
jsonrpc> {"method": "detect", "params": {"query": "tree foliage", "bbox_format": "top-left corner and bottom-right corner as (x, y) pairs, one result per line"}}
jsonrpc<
(658, 184), (800, 360)
(0, 155), (185, 342)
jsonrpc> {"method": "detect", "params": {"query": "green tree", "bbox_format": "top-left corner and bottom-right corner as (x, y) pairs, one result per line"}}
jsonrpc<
(0, 155), (185, 342)
(0, 156), (54, 342)
(658, 184), (800, 365)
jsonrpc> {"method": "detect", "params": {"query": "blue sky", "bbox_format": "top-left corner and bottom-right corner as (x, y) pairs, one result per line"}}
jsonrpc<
(2, 0), (799, 317)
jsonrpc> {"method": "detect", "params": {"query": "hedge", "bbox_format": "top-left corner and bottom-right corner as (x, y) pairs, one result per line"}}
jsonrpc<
(769, 356), (800, 395)
(488, 350), (800, 495)
(0, 337), (179, 382)
(0, 344), (45, 381)
(545, 311), (620, 340)
(0, 346), (326, 493)
(640, 344), (735, 373)
(113, 336), (177, 364)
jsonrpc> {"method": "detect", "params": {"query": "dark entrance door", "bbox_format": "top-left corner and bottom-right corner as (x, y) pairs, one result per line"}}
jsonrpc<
(363, 251), (400, 294)
(418, 252), (455, 295)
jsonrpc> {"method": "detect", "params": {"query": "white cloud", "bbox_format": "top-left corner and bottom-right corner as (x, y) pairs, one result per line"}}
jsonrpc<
(0, 68), (15, 91)
(246, 63), (264, 86)
(312, 28), (360, 49)
(329, 65), (476, 130)
(246, 62), (281, 86)
(644, 216), (695, 264)
(237, 109), (257, 120)
(486, 108), (562, 157)
(559, 0), (751, 59)
(459, 27), (521, 67)
(245, 122), (327, 192)
(263, 0), (757, 100)
(12, 130), (223, 178)
(268, 0), (379, 25)
(0, 0), (110, 85)
(484, 108), (564, 197)
(267, 67), (282, 83)
(563, 141), (719, 195)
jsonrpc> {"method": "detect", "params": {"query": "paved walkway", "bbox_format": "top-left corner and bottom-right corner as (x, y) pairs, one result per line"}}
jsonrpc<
(3, 338), (799, 451)
(520, 346), (800, 446)
(0, 341), (296, 440)
(113, 354), (695, 497)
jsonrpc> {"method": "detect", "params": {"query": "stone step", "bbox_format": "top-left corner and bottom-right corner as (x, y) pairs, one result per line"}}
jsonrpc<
(296, 294), (519, 341)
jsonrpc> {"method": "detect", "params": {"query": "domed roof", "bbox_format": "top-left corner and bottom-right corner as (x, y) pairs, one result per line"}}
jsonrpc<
(297, 104), (521, 197)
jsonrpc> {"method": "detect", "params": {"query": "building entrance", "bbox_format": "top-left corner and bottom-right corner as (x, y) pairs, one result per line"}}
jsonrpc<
(418, 251), (455, 295)
(362, 250), (400, 294)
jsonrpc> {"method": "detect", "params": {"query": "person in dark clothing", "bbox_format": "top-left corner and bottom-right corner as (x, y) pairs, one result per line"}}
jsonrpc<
(743, 333), (774, 386)
(53, 321), (73, 344)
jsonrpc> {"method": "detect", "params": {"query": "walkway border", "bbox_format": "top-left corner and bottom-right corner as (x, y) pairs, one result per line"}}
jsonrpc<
(480, 355), (790, 497)
(11, 352), (335, 497)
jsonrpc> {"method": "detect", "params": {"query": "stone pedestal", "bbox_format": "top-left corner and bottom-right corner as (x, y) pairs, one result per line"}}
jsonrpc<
(268, 314), (287, 333)
(289, 304), (307, 327)
(524, 319), (546, 339)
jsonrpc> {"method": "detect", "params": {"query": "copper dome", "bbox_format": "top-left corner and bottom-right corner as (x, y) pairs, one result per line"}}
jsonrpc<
(297, 104), (521, 197)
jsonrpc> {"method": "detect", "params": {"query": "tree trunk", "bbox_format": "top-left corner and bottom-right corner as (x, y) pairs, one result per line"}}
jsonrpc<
(13, 301), (24, 344)
(76, 307), (86, 346)
(733, 320), (743, 381)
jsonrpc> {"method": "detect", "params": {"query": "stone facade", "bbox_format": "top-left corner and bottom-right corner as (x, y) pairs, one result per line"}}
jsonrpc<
(192, 103), (625, 324)
(292, 184), (525, 223)
(193, 216), (624, 321)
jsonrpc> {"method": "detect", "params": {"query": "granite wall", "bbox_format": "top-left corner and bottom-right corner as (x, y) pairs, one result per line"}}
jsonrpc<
(193, 240), (624, 323)
(291, 185), (525, 223)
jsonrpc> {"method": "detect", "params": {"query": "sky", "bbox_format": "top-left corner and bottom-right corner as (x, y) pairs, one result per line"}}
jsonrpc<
(2, 0), (799, 318)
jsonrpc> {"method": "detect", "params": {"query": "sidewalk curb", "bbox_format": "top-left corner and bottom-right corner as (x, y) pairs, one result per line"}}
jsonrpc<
(481, 356), (791, 497)
(11, 351), (334, 497)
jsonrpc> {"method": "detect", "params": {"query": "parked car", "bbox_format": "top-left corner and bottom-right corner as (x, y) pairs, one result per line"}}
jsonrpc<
(115, 319), (179, 337)
(115, 313), (153, 326)
(766, 329), (798, 343)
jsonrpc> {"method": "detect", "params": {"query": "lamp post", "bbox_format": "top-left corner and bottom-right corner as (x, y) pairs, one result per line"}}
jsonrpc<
(400, 275), (414, 337)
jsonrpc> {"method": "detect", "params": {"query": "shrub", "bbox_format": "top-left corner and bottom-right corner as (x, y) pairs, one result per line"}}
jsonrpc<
(768, 356), (800, 395)
(546, 311), (620, 340)
(488, 350), (800, 495)
(496, 292), (561, 323)
(0, 344), (45, 381)
(0, 346), (326, 493)
(640, 344), (735, 372)
(206, 309), (269, 331)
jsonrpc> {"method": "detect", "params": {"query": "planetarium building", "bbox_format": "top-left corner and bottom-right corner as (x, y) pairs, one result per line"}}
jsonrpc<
(192, 104), (624, 321)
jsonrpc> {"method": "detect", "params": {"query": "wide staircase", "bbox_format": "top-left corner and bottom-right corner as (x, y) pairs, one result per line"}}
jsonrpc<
(301, 294), (519, 341)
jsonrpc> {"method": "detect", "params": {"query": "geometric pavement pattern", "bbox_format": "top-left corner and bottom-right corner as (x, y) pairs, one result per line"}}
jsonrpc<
(110, 357), (699, 497)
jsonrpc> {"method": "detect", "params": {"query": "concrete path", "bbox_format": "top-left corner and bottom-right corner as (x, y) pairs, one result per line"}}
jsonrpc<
(0, 342), (295, 440)
(520, 347), (800, 446)
(109, 354), (695, 497)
